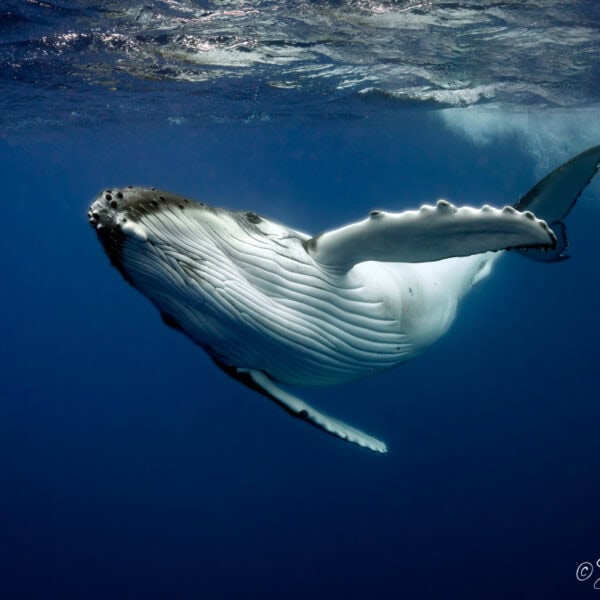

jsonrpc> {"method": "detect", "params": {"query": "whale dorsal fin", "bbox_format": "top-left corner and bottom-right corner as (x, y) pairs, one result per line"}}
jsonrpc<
(215, 361), (387, 453)
(305, 202), (555, 272)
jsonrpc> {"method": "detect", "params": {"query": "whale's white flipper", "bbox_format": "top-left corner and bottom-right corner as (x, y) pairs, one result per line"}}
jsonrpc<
(305, 201), (555, 272)
(236, 368), (387, 453)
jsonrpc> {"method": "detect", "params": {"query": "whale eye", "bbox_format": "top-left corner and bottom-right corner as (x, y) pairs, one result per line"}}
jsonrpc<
(244, 211), (262, 224)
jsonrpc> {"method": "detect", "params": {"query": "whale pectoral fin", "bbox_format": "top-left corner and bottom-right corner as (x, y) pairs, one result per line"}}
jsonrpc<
(245, 370), (388, 454)
(516, 222), (570, 263)
(305, 202), (556, 272)
(217, 363), (387, 453)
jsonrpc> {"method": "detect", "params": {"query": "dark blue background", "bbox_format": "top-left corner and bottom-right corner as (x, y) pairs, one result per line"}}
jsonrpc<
(1, 113), (599, 599)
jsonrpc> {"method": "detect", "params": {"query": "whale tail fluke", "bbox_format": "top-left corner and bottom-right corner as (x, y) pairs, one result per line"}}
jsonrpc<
(514, 145), (600, 262)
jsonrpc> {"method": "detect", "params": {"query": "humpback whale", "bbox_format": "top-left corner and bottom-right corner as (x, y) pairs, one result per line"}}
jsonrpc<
(88, 146), (600, 453)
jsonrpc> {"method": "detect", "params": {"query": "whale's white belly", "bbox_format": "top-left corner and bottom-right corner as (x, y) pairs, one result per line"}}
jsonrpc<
(128, 220), (496, 386)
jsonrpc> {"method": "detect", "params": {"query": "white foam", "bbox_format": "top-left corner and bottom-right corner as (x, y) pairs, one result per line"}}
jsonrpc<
(438, 105), (600, 187)
(362, 84), (497, 107)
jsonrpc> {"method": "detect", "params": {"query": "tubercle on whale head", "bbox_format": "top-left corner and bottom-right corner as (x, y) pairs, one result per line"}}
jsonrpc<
(87, 186), (292, 255)
(88, 187), (168, 277)
(88, 187), (137, 281)
(88, 186), (197, 231)
(88, 186), (207, 253)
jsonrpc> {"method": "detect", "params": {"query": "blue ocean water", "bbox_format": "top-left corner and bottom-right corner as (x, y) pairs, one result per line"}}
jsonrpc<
(1, 2), (600, 599)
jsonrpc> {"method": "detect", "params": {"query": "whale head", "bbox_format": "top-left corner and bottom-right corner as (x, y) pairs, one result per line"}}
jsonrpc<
(88, 187), (214, 281)
(88, 187), (245, 333)
(87, 186), (305, 343)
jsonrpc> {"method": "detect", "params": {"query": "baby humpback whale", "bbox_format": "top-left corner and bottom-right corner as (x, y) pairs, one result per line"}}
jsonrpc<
(89, 146), (600, 453)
